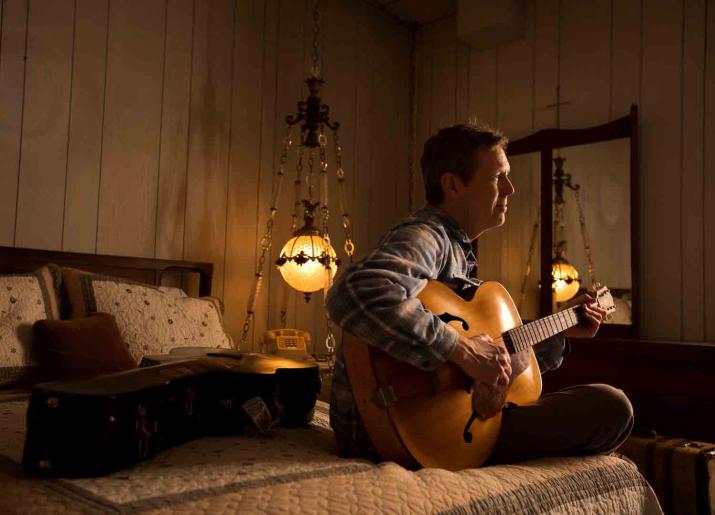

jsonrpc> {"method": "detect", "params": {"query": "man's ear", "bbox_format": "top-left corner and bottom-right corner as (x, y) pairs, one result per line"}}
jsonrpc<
(440, 172), (461, 200)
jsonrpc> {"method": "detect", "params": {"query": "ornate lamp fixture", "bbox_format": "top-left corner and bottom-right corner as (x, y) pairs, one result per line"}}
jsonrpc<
(238, 0), (355, 354)
(276, 200), (339, 299)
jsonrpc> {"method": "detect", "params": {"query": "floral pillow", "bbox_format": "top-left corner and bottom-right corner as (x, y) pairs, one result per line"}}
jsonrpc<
(61, 268), (232, 362)
(0, 265), (62, 387)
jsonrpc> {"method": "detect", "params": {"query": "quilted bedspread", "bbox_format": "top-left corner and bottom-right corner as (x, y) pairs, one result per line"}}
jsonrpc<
(0, 393), (662, 514)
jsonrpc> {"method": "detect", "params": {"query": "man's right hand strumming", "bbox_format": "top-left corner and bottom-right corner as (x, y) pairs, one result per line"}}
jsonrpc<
(449, 333), (512, 419)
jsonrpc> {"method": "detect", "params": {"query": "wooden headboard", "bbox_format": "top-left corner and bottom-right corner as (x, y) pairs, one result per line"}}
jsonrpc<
(0, 246), (213, 297)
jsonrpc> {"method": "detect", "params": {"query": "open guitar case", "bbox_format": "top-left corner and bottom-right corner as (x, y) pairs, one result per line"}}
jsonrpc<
(22, 348), (321, 477)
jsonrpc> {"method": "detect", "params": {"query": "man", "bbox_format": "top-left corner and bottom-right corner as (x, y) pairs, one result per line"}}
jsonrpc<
(325, 123), (633, 464)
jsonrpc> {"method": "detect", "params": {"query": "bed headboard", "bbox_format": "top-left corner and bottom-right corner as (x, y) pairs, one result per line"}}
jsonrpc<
(0, 246), (213, 297)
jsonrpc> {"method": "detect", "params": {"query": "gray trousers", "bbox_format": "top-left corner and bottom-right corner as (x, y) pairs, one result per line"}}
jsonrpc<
(489, 384), (634, 464)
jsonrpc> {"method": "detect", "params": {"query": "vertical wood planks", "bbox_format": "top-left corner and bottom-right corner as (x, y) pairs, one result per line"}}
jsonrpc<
(705, 0), (715, 341)
(349, 0), (372, 261)
(293, 0), (316, 345)
(252, 0), (280, 349)
(184, 0), (234, 297)
(97, 0), (165, 257)
(640, 0), (683, 339)
(681, 0), (706, 341)
(15, 0), (74, 250)
(223, 0), (265, 349)
(532, 0), (558, 132)
(494, 0), (534, 288)
(313, 0), (359, 353)
(367, 10), (389, 243)
(155, 0), (194, 260)
(367, 10), (409, 246)
(559, 0), (611, 128)
(266, 0), (305, 333)
(414, 23), (432, 209)
(611, 0), (641, 119)
(456, 41), (471, 124)
(468, 48), (497, 126)
(62, 0), (109, 253)
(430, 16), (456, 131)
(495, 0), (533, 141)
(0, 0), (28, 246)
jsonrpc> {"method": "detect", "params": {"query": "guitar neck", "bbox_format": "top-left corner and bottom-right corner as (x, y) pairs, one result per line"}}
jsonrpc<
(504, 307), (580, 354)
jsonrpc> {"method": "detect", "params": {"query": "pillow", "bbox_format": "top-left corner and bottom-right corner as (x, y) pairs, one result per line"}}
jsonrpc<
(157, 286), (188, 298)
(61, 267), (232, 362)
(0, 265), (62, 387)
(32, 313), (136, 381)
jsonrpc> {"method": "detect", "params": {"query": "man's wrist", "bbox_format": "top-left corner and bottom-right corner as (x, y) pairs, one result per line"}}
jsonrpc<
(447, 333), (470, 370)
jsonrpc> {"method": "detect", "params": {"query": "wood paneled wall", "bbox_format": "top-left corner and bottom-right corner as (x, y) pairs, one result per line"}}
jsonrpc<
(415, 0), (715, 343)
(0, 0), (411, 352)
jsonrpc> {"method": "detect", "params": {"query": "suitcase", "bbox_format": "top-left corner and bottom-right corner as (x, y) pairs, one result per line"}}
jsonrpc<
(618, 435), (715, 515)
(23, 352), (320, 477)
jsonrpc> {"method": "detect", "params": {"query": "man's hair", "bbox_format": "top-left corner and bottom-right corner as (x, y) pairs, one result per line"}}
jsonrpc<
(420, 123), (508, 205)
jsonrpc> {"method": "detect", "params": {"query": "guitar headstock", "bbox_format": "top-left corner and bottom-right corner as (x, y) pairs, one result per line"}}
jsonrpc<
(593, 285), (616, 315)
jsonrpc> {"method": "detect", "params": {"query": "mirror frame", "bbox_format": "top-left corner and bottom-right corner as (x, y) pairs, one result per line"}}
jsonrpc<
(505, 105), (639, 338)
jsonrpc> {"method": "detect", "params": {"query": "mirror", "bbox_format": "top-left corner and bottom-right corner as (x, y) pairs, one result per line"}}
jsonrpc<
(479, 106), (639, 337)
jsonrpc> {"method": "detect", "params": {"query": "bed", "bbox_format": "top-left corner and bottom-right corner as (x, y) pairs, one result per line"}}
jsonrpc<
(0, 246), (663, 514)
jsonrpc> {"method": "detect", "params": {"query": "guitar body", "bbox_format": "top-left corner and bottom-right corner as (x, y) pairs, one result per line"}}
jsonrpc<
(343, 281), (542, 471)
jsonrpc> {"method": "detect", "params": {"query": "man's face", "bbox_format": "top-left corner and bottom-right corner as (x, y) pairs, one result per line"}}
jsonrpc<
(445, 145), (515, 239)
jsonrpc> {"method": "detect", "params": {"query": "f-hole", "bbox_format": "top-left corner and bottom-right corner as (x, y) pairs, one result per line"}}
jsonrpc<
(437, 312), (469, 332)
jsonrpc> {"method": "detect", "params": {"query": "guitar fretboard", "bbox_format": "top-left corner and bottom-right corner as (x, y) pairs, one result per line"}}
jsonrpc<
(505, 308), (580, 354)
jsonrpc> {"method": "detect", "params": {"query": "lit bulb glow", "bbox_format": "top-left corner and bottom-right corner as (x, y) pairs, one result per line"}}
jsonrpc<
(277, 234), (338, 293)
(552, 261), (581, 303)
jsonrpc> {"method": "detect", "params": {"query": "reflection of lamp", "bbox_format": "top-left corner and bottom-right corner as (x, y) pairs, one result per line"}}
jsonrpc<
(237, 0), (355, 357)
(552, 241), (580, 302)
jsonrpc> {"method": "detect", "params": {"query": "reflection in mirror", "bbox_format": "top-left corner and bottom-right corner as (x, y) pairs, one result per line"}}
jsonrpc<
(478, 152), (541, 321)
(556, 138), (632, 325)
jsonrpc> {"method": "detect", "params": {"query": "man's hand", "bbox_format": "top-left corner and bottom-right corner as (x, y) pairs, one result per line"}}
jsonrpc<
(563, 292), (609, 339)
(449, 334), (512, 421)
(472, 378), (508, 420)
(448, 333), (511, 386)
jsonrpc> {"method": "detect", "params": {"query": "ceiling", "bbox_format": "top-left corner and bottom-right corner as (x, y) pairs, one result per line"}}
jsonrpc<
(368, 0), (458, 25)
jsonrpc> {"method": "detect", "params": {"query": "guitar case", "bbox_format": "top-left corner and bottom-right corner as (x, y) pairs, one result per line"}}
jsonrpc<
(22, 350), (320, 477)
(618, 435), (715, 515)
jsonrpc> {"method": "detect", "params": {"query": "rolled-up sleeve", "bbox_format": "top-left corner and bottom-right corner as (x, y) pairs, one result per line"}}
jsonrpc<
(326, 223), (459, 371)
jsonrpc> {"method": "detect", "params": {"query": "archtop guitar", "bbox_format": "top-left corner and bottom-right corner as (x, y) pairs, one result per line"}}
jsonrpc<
(343, 280), (615, 471)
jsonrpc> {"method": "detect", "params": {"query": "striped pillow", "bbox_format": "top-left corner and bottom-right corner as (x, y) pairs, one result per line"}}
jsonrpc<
(61, 267), (232, 362)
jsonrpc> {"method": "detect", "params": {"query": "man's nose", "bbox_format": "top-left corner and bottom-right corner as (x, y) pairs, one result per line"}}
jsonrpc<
(501, 176), (515, 196)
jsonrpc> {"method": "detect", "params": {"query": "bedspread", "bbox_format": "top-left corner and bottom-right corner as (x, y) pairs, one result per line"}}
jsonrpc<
(0, 392), (662, 514)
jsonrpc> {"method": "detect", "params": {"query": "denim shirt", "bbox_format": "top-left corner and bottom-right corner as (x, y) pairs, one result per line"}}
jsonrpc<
(325, 204), (568, 458)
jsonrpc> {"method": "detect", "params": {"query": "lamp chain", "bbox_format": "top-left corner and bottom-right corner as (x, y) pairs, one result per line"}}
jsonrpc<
(307, 149), (315, 202)
(518, 207), (541, 312)
(292, 146), (305, 232)
(311, 0), (321, 78)
(318, 127), (330, 236)
(240, 127), (294, 349)
(332, 128), (355, 261)
(573, 188), (596, 286)
(318, 126), (336, 369)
